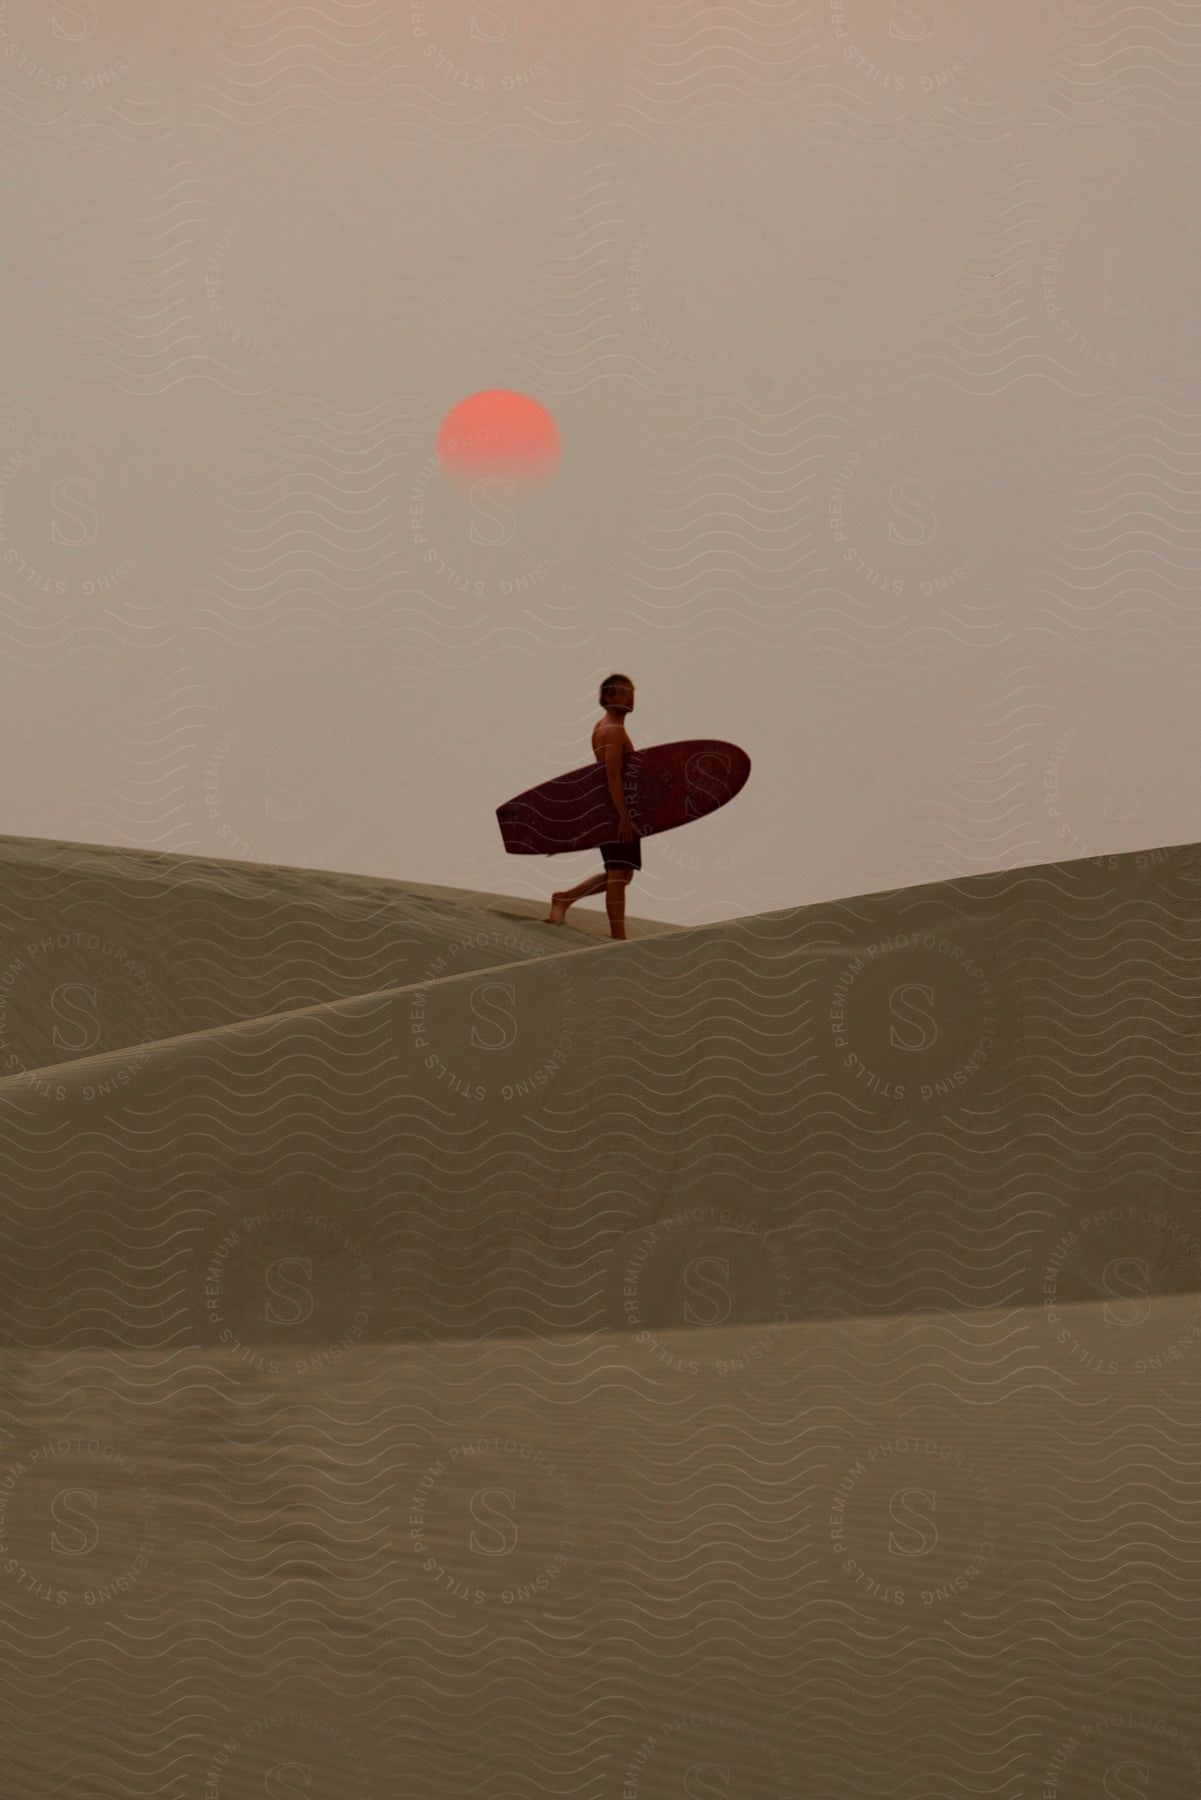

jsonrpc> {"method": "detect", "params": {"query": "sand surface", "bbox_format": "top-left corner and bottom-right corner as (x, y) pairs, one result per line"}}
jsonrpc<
(1, 834), (1199, 1797)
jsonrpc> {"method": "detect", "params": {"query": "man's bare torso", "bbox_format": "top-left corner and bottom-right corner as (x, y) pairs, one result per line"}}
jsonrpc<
(592, 717), (633, 763)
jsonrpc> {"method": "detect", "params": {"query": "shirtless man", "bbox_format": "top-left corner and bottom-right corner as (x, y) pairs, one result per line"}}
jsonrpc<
(544, 673), (640, 940)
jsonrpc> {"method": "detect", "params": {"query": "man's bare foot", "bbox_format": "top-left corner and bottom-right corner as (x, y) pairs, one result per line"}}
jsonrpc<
(545, 892), (570, 925)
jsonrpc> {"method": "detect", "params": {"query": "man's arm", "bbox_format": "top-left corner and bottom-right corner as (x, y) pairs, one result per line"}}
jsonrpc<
(599, 727), (636, 842)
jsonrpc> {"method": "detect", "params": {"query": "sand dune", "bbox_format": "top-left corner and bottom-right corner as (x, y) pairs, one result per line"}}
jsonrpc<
(1, 834), (1199, 1796)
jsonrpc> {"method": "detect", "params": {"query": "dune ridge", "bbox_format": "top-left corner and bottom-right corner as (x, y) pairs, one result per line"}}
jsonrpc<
(0, 834), (1198, 1796)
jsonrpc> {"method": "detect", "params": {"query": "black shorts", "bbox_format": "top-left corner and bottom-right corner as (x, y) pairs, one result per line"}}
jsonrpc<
(599, 837), (641, 871)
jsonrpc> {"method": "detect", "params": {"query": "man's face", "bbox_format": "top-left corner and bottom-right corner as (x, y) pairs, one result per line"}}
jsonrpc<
(609, 681), (635, 713)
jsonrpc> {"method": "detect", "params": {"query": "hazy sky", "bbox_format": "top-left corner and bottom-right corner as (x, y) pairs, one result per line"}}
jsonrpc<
(3, 1), (1200, 925)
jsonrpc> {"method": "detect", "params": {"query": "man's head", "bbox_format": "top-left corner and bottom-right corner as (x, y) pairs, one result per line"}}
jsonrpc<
(599, 672), (635, 713)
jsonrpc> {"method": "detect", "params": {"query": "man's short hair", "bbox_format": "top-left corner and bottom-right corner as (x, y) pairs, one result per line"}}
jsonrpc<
(599, 672), (634, 703)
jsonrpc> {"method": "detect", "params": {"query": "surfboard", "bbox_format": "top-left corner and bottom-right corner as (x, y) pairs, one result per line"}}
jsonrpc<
(496, 739), (751, 855)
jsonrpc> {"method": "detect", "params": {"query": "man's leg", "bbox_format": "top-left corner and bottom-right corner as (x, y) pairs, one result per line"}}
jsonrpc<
(545, 868), (608, 924)
(605, 867), (633, 939)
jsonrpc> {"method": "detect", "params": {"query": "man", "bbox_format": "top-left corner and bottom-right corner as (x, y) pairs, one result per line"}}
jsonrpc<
(544, 673), (640, 940)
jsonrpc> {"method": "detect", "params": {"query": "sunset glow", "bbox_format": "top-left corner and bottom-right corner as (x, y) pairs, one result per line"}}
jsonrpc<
(435, 388), (561, 492)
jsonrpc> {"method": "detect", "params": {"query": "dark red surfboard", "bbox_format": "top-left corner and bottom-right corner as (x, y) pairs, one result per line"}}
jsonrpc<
(496, 739), (751, 855)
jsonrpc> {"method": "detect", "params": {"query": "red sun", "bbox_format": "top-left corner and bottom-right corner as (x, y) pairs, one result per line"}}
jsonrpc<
(435, 389), (561, 492)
